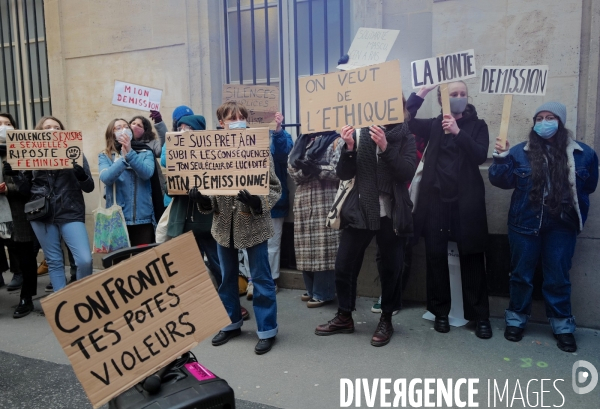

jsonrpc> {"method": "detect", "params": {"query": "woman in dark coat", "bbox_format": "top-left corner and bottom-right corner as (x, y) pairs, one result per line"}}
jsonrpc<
(315, 96), (416, 347)
(407, 81), (492, 339)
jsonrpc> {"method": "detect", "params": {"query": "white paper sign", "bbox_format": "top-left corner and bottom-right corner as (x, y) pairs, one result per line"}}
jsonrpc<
(337, 27), (400, 71)
(112, 80), (162, 111)
(480, 65), (549, 96)
(411, 49), (476, 88)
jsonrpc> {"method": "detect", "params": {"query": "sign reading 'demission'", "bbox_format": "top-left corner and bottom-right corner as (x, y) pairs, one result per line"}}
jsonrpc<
(222, 84), (280, 129)
(112, 80), (162, 111)
(299, 60), (404, 134)
(41, 233), (230, 409)
(7, 130), (83, 169)
(411, 49), (476, 88)
(166, 128), (271, 195)
(480, 65), (549, 95)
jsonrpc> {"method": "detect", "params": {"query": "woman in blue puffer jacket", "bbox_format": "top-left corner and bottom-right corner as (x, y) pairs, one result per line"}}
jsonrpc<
(99, 118), (156, 245)
(489, 101), (598, 353)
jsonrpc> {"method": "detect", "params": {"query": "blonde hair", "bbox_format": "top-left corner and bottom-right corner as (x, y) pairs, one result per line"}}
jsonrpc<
(104, 118), (128, 156)
(216, 101), (249, 122)
(34, 116), (65, 130)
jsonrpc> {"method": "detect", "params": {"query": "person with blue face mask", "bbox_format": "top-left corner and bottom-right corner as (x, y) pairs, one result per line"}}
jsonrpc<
(490, 101), (598, 352)
(407, 81), (493, 340)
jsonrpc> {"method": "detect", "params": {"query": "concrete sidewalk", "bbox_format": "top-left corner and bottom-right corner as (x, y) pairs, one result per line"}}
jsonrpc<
(1, 271), (599, 408)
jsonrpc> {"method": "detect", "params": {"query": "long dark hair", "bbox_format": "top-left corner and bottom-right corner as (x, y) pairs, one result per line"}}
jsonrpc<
(528, 121), (572, 215)
(0, 112), (18, 128)
(129, 116), (156, 142)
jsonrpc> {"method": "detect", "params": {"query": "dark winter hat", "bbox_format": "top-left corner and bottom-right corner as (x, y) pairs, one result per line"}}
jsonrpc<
(178, 115), (206, 131)
(172, 105), (194, 124)
(534, 101), (566, 125)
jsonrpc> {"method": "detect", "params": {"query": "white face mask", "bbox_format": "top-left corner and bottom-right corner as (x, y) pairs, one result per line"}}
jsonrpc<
(228, 120), (247, 129)
(115, 128), (133, 140)
(0, 125), (14, 143)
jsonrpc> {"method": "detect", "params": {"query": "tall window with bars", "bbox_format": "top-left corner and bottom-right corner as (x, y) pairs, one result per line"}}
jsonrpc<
(0, 0), (51, 128)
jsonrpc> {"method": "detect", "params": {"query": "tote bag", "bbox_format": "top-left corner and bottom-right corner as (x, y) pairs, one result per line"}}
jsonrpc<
(155, 199), (173, 244)
(326, 129), (360, 230)
(92, 181), (131, 253)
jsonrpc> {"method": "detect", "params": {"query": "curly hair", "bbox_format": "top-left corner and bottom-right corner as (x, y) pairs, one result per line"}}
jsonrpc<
(129, 116), (156, 142)
(527, 121), (572, 215)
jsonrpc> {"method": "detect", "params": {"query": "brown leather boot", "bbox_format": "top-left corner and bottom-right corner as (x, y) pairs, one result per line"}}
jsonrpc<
(315, 310), (354, 336)
(371, 313), (394, 347)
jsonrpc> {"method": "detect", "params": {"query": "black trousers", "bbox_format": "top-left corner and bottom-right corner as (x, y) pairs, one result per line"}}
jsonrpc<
(1, 239), (37, 299)
(423, 197), (490, 321)
(335, 217), (405, 314)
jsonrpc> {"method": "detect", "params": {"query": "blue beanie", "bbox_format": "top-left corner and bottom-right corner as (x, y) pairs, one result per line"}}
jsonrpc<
(172, 105), (194, 124)
(178, 115), (206, 131)
(534, 101), (566, 125)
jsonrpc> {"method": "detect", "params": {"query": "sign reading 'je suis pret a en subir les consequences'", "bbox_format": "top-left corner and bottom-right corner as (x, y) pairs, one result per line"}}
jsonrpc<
(6, 129), (83, 170)
(165, 128), (271, 196)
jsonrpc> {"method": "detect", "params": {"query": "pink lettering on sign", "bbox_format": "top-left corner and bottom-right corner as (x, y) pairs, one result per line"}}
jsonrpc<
(184, 362), (216, 382)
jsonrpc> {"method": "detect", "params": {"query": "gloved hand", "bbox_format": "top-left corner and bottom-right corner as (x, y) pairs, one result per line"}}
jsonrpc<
(73, 163), (88, 181)
(3, 162), (18, 176)
(149, 110), (163, 124)
(294, 159), (320, 177)
(189, 187), (212, 208)
(236, 189), (262, 213)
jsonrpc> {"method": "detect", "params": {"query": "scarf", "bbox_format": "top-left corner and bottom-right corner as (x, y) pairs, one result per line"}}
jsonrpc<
(356, 123), (410, 230)
(288, 131), (339, 165)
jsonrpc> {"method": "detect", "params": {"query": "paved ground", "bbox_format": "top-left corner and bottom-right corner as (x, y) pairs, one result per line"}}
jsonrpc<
(1, 270), (599, 408)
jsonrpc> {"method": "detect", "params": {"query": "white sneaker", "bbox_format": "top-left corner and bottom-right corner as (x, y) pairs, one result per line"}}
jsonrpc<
(247, 281), (254, 300)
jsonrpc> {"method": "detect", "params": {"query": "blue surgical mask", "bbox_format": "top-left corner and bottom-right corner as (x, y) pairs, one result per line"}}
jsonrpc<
(533, 119), (558, 139)
(449, 97), (468, 114)
(228, 120), (247, 129)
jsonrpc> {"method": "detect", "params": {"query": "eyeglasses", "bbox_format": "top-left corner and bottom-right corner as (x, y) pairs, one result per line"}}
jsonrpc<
(535, 115), (556, 122)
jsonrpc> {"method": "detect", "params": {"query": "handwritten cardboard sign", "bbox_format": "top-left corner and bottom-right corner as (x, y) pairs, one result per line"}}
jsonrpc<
(40, 233), (230, 409)
(480, 65), (549, 96)
(166, 128), (270, 196)
(112, 80), (162, 111)
(299, 60), (404, 134)
(337, 27), (400, 71)
(6, 130), (83, 169)
(411, 49), (476, 88)
(222, 84), (280, 129)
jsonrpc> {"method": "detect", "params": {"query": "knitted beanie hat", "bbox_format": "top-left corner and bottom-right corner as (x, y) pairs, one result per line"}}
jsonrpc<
(534, 101), (566, 125)
(172, 105), (194, 125)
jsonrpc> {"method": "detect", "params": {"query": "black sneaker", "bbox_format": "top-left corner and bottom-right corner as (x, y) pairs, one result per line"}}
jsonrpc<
(255, 336), (276, 355)
(554, 333), (577, 352)
(45, 283), (53, 292)
(7, 274), (23, 291)
(14, 299), (34, 319)
(211, 329), (242, 346)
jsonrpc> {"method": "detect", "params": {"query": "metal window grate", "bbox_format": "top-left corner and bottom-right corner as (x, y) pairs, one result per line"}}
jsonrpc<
(223, 0), (350, 133)
(0, 0), (51, 128)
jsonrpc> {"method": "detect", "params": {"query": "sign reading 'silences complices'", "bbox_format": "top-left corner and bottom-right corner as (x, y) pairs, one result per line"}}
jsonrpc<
(6, 130), (83, 169)
(411, 49), (476, 88)
(222, 84), (280, 129)
(165, 128), (271, 196)
(112, 80), (162, 111)
(480, 65), (549, 96)
(40, 233), (230, 409)
(299, 60), (404, 134)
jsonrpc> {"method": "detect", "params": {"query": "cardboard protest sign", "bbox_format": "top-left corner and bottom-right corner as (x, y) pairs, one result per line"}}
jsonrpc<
(165, 128), (270, 196)
(6, 130), (83, 170)
(112, 80), (162, 111)
(299, 60), (404, 134)
(480, 65), (548, 96)
(222, 84), (280, 129)
(411, 49), (476, 88)
(41, 233), (230, 409)
(337, 27), (400, 71)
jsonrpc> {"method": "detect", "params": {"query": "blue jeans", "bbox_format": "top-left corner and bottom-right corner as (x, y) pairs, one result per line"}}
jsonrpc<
(190, 230), (221, 287)
(217, 240), (278, 339)
(302, 270), (336, 301)
(30, 221), (93, 292)
(506, 213), (577, 334)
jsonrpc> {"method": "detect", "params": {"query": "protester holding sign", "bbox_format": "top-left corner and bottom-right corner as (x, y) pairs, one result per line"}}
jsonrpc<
(407, 82), (492, 339)
(0, 113), (38, 317)
(489, 102), (598, 352)
(194, 101), (281, 355)
(288, 131), (342, 308)
(315, 96), (416, 347)
(99, 118), (156, 245)
(11, 116), (94, 293)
